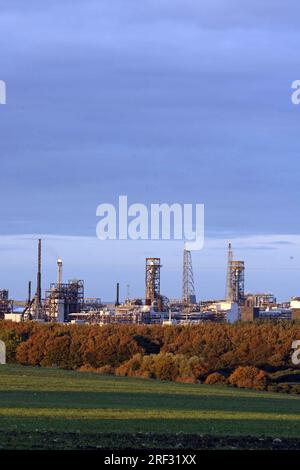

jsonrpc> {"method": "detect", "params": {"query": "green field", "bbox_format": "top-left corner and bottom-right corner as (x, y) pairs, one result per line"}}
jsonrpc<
(1, 365), (300, 449)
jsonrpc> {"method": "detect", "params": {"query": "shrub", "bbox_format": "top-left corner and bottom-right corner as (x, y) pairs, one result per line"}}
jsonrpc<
(78, 364), (115, 375)
(96, 365), (115, 375)
(115, 353), (203, 383)
(228, 366), (267, 390)
(0, 323), (31, 362)
(204, 372), (227, 385)
(290, 384), (300, 395)
(1, 321), (300, 391)
(153, 353), (180, 381)
(77, 364), (95, 373)
(277, 383), (291, 394)
(115, 354), (143, 377)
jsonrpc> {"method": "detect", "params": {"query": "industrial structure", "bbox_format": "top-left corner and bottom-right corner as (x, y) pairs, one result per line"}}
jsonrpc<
(251, 293), (277, 308)
(45, 278), (84, 322)
(225, 243), (245, 305)
(0, 238), (299, 325)
(115, 283), (120, 306)
(57, 258), (63, 287)
(33, 238), (43, 319)
(145, 258), (163, 311)
(182, 247), (196, 306)
(0, 290), (13, 319)
(291, 298), (300, 320)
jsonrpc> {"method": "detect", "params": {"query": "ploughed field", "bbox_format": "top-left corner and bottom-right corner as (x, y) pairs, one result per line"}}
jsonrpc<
(0, 365), (300, 450)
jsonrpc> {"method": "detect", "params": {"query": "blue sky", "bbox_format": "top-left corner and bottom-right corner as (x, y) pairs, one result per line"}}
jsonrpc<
(0, 0), (299, 301)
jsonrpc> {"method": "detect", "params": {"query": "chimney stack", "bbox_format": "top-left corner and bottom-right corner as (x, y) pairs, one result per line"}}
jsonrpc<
(115, 283), (120, 306)
(36, 238), (42, 306)
(57, 258), (63, 288)
(27, 281), (31, 304)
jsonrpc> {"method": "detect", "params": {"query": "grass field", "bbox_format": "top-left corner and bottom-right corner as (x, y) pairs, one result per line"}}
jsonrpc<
(1, 364), (300, 449)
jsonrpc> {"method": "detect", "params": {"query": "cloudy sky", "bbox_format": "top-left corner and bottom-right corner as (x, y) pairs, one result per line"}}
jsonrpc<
(0, 0), (299, 301)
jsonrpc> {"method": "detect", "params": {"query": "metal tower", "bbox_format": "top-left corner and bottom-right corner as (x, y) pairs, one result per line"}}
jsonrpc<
(182, 247), (196, 305)
(226, 242), (234, 301)
(145, 258), (161, 307)
(226, 243), (245, 305)
(230, 261), (245, 304)
(57, 258), (63, 288)
(33, 238), (43, 319)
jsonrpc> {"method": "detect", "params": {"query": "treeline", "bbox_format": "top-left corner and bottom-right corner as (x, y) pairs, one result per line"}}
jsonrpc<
(0, 320), (299, 392)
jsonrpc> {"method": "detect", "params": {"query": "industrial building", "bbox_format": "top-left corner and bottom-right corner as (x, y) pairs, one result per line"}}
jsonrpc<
(0, 290), (13, 319)
(225, 243), (245, 305)
(0, 238), (299, 326)
(45, 279), (84, 322)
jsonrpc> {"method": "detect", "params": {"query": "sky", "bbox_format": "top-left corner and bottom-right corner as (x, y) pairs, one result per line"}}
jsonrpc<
(0, 0), (299, 301)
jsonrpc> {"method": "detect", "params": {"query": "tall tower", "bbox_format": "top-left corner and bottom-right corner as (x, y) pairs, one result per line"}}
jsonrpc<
(27, 281), (32, 305)
(115, 282), (120, 306)
(226, 243), (245, 305)
(57, 258), (63, 288)
(226, 242), (234, 301)
(37, 238), (42, 305)
(145, 258), (161, 307)
(182, 247), (196, 305)
(34, 238), (43, 318)
(230, 261), (245, 304)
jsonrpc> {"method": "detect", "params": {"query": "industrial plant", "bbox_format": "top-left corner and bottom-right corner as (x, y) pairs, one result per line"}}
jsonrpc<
(1, 239), (300, 325)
